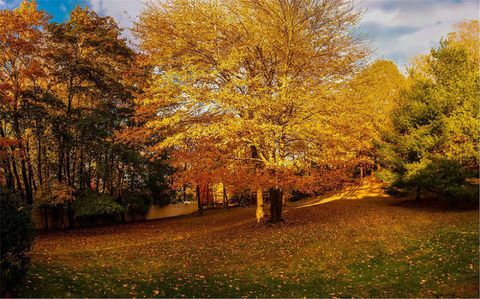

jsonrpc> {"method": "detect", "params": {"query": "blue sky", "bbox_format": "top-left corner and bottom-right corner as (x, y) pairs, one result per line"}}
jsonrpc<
(1, 0), (478, 70)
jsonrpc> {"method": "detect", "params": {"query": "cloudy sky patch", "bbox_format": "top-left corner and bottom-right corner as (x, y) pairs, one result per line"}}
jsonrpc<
(1, 0), (478, 69)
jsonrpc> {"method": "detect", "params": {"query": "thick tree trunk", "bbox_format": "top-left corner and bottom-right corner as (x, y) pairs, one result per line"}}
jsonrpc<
(269, 188), (283, 223)
(256, 188), (264, 222)
(196, 184), (203, 215)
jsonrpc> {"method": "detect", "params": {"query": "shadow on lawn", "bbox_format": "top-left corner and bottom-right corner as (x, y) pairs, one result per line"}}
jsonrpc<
(388, 196), (479, 212)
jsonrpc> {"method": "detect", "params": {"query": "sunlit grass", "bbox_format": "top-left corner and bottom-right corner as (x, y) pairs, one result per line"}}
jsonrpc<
(18, 195), (478, 298)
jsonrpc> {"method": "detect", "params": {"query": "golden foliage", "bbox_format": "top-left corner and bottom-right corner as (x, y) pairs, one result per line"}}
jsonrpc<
(132, 0), (370, 191)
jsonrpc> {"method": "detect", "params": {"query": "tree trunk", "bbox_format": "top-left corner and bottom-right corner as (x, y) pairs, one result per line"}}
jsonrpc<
(43, 206), (49, 232)
(223, 183), (228, 209)
(20, 151), (32, 204)
(37, 141), (43, 186)
(196, 184), (203, 215)
(0, 124), (15, 189)
(269, 188), (283, 223)
(415, 186), (421, 201)
(256, 188), (264, 222)
(67, 199), (75, 229)
(182, 184), (187, 203)
(11, 154), (23, 198)
(58, 136), (64, 182)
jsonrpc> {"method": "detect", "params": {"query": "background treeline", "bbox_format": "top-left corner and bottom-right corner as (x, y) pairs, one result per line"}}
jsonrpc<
(0, 2), (174, 229)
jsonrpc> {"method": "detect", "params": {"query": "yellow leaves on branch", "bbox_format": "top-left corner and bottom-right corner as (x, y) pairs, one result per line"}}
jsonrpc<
(130, 0), (374, 190)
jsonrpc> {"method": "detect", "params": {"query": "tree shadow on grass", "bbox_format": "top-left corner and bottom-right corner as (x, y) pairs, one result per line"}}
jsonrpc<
(388, 196), (479, 212)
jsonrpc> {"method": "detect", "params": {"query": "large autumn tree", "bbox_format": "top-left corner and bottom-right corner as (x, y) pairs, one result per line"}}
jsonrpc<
(131, 0), (369, 222)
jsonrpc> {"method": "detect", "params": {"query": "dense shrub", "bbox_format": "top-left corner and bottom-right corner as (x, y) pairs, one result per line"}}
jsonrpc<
(403, 159), (478, 203)
(34, 180), (74, 207)
(120, 191), (150, 215)
(74, 190), (125, 218)
(0, 189), (35, 295)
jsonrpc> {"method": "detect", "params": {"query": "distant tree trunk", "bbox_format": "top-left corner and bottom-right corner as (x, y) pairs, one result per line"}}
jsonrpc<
(57, 136), (64, 183)
(26, 140), (36, 192)
(360, 166), (364, 179)
(78, 147), (85, 190)
(196, 184), (203, 215)
(223, 183), (228, 209)
(20, 148), (32, 204)
(269, 188), (283, 223)
(182, 184), (186, 203)
(2, 155), (14, 190)
(0, 124), (15, 189)
(67, 199), (75, 229)
(415, 186), (421, 201)
(43, 206), (49, 232)
(256, 188), (264, 222)
(35, 122), (43, 186)
(11, 154), (23, 198)
(205, 183), (211, 208)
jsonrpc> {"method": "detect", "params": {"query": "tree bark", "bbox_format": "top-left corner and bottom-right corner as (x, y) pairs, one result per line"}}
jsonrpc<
(0, 124), (15, 189)
(256, 188), (265, 222)
(182, 184), (187, 203)
(223, 183), (228, 209)
(67, 199), (75, 229)
(415, 186), (421, 201)
(196, 184), (203, 215)
(269, 188), (283, 223)
(43, 206), (49, 232)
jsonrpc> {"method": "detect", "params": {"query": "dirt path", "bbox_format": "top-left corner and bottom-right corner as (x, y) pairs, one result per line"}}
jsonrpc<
(285, 176), (389, 210)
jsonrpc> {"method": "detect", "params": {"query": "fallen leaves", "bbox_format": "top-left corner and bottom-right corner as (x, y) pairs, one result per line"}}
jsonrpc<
(20, 197), (479, 298)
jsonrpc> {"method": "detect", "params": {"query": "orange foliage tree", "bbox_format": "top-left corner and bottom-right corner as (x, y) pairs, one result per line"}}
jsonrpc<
(130, 0), (370, 223)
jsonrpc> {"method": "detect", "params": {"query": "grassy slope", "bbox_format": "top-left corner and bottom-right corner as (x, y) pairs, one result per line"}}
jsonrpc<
(18, 189), (478, 298)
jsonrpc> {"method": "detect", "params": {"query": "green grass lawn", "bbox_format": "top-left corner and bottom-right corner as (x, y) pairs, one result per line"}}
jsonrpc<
(17, 196), (479, 298)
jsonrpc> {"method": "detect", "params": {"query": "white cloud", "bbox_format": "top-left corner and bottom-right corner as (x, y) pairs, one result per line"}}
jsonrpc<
(357, 0), (480, 68)
(88, 0), (479, 67)
(89, 0), (145, 44)
(0, 0), (21, 9)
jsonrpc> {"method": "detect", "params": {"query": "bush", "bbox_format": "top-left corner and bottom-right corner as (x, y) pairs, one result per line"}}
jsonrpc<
(398, 159), (478, 203)
(0, 189), (35, 295)
(120, 191), (150, 215)
(34, 180), (74, 207)
(74, 190), (125, 218)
